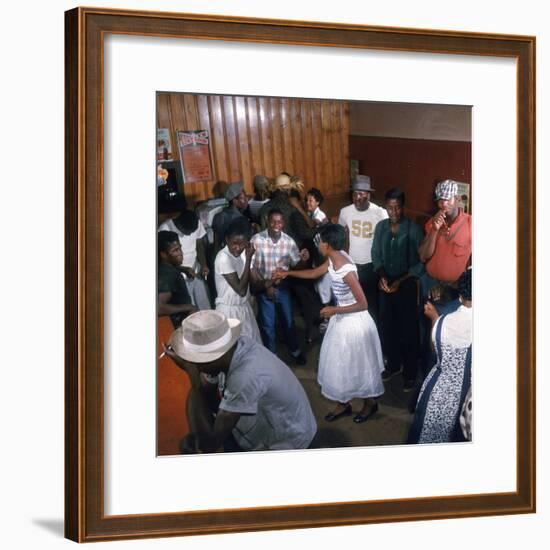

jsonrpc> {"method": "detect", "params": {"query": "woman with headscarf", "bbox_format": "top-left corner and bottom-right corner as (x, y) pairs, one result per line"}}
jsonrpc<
(407, 268), (472, 444)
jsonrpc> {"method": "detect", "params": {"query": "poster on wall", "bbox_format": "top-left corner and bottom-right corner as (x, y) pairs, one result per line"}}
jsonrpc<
(177, 129), (213, 184)
(456, 181), (471, 214)
(156, 128), (173, 161)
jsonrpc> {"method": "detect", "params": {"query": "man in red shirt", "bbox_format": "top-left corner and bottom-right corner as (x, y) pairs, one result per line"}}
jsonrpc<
(419, 179), (472, 304)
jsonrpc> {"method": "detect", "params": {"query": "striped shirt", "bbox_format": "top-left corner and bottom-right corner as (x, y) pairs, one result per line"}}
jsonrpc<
(250, 229), (301, 280)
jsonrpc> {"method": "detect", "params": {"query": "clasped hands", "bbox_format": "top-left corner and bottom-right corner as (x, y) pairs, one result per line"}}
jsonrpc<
(378, 276), (400, 294)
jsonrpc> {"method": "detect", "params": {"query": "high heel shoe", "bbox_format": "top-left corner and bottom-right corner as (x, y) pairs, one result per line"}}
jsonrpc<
(353, 402), (379, 423)
(324, 404), (352, 422)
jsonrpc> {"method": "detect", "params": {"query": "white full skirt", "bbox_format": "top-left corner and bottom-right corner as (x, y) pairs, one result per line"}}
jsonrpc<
(318, 309), (385, 403)
(215, 301), (262, 344)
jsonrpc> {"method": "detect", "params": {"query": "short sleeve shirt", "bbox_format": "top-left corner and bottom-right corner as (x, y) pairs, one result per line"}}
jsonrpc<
(338, 202), (388, 265)
(214, 246), (249, 307)
(312, 207), (327, 224)
(158, 218), (206, 269)
(250, 230), (301, 280)
(219, 336), (317, 450)
(424, 210), (472, 283)
(158, 262), (192, 327)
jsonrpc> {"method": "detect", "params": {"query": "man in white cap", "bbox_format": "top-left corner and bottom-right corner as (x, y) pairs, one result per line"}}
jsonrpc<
(338, 174), (388, 325)
(163, 310), (317, 453)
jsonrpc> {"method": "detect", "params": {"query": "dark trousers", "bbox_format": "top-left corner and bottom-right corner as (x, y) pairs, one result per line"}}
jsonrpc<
(379, 277), (419, 382)
(290, 278), (321, 339)
(356, 262), (379, 326)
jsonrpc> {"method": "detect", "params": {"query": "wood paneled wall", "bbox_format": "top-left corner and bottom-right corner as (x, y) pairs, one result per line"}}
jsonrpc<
(157, 93), (350, 206)
(349, 135), (472, 225)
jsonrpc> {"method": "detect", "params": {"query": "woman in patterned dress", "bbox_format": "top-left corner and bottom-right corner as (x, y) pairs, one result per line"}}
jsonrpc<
(274, 223), (384, 423)
(408, 268), (472, 444)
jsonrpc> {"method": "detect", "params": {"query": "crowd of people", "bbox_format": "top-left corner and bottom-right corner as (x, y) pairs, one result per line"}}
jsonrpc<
(158, 172), (473, 453)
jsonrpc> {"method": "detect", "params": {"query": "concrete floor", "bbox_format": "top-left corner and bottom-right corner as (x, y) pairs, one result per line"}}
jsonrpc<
(277, 318), (416, 449)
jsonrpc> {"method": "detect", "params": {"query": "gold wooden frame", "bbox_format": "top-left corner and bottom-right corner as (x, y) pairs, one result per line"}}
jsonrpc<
(65, 7), (536, 542)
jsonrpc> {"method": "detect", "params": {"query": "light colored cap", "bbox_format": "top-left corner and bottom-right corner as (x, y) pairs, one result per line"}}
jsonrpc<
(352, 174), (375, 192)
(273, 173), (292, 190)
(169, 310), (241, 364)
(434, 179), (459, 200)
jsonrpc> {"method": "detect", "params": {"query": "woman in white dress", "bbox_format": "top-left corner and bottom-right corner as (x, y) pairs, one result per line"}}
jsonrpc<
(274, 224), (384, 422)
(214, 218), (262, 343)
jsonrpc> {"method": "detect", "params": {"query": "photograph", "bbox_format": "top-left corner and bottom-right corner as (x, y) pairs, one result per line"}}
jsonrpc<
(61, 4), (536, 543)
(2, 1), (546, 549)
(156, 92), (473, 456)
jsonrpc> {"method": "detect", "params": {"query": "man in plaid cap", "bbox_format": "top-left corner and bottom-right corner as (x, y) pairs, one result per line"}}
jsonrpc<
(419, 179), (472, 295)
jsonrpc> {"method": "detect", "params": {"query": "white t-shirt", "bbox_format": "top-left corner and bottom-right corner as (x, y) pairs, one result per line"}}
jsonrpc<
(214, 246), (250, 306)
(158, 218), (207, 269)
(311, 206), (327, 224)
(338, 202), (388, 265)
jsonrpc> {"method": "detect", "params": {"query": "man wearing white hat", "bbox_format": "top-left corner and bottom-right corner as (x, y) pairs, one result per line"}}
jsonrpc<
(338, 174), (388, 324)
(163, 310), (317, 453)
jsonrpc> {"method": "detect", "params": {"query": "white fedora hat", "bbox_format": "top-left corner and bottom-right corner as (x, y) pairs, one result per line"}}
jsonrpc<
(169, 310), (241, 364)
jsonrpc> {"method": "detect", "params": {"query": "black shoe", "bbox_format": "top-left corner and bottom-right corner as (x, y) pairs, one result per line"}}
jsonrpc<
(403, 379), (415, 392)
(324, 404), (352, 422)
(353, 403), (379, 423)
(293, 353), (307, 366)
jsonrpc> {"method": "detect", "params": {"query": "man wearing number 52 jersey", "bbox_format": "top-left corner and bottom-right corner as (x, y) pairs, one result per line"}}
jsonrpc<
(338, 175), (388, 325)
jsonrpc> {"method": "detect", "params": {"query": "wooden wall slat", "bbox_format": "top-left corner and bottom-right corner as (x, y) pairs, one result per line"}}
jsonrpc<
(270, 98), (284, 175)
(235, 96), (251, 185)
(311, 99), (324, 189)
(342, 101), (350, 190)
(156, 93), (172, 133)
(246, 97), (263, 177)
(290, 99), (303, 178)
(301, 99), (315, 187)
(280, 98), (294, 175)
(223, 96), (240, 182)
(209, 95), (229, 185)
(258, 97), (275, 179)
(157, 93), (350, 205)
(321, 100), (334, 194)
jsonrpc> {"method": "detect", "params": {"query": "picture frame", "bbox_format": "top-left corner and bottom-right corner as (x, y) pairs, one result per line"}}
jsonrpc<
(65, 7), (535, 542)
